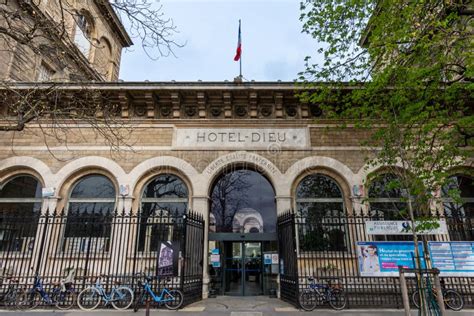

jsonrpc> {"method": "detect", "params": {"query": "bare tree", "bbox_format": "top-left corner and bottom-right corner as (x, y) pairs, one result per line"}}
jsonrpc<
(0, 0), (182, 156)
(211, 170), (252, 232)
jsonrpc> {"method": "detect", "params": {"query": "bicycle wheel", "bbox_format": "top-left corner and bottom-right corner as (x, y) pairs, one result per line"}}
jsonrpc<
(328, 289), (347, 310)
(164, 289), (183, 310)
(444, 290), (464, 311)
(133, 290), (146, 312)
(16, 290), (41, 310)
(111, 286), (134, 310)
(77, 287), (101, 311)
(298, 289), (317, 311)
(412, 290), (420, 309)
(53, 289), (77, 310)
(4, 288), (23, 308)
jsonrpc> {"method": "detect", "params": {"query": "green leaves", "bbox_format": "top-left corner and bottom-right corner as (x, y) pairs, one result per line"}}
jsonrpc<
(299, 0), (473, 225)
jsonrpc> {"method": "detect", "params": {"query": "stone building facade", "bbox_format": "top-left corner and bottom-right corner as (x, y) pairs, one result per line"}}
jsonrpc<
(0, 0), (132, 82)
(0, 82), (472, 301)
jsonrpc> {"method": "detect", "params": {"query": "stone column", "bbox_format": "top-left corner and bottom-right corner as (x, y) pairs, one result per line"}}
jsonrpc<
(192, 195), (210, 298)
(276, 195), (292, 215)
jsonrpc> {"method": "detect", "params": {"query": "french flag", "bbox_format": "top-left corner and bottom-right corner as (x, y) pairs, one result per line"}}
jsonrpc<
(234, 20), (242, 61)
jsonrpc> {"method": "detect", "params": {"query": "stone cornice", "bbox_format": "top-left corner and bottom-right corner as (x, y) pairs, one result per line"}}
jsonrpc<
(94, 1), (133, 47)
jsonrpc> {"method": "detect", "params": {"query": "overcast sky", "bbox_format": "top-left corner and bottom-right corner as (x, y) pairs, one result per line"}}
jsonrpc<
(119, 0), (319, 82)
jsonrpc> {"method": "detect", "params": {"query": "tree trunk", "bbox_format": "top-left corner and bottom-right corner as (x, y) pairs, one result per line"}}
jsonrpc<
(407, 198), (428, 315)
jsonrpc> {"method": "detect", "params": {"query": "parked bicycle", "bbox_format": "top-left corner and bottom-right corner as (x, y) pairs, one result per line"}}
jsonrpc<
(412, 286), (464, 311)
(77, 275), (134, 311)
(298, 277), (347, 311)
(0, 276), (24, 308)
(17, 269), (77, 310)
(133, 273), (183, 311)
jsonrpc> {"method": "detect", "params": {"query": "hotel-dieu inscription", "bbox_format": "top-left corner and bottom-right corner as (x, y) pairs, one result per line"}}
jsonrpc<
(175, 128), (309, 149)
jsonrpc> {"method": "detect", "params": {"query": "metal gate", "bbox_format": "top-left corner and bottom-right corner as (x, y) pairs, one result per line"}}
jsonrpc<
(277, 211), (299, 306)
(277, 209), (474, 309)
(0, 208), (204, 309)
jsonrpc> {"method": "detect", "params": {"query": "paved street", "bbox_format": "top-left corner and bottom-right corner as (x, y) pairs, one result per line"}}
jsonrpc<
(0, 297), (473, 316)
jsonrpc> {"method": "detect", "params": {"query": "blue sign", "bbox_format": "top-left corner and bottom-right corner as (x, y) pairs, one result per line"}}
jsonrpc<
(356, 241), (425, 276)
(264, 254), (272, 265)
(429, 241), (474, 276)
(211, 248), (219, 255)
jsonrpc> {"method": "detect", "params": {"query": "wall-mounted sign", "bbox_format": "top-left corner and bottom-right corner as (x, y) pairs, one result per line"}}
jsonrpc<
(271, 254), (279, 264)
(352, 184), (364, 197)
(357, 241), (425, 277)
(429, 241), (474, 276)
(174, 128), (309, 149)
(119, 184), (130, 196)
(211, 248), (219, 255)
(366, 220), (448, 235)
(41, 187), (55, 198)
(264, 253), (272, 265)
(210, 254), (221, 268)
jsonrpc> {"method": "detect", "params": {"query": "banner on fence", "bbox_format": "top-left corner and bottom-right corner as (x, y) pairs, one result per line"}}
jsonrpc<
(366, 220), (448, 235)
(157, 241), (179, 276)
(429, 241), (474, 276)
(357, 241), (426, 276)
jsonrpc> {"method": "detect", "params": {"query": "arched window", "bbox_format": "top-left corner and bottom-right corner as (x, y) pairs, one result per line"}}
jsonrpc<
(442, 174), (474, 241)
(94, 37), (112, 80)
(296, 174), (347, 251)
(74, 11), (93, 58)
(368, 173), (416, 241)
(368, 173), (408, 220)
(63, 174), (115, 252)
(0, 175), (42, 251)
(138, 174), (188, 252)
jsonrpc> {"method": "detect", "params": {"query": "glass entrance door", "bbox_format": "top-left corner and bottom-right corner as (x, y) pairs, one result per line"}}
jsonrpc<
(224, 241), (263, 296)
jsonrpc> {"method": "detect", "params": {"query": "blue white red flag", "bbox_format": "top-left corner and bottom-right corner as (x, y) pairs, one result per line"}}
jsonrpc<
(234, 20), (242, 61)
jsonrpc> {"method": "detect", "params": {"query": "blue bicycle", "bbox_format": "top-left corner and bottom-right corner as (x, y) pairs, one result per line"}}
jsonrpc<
(77, 275), (134, 311)
(17, 271), (77, 310)
(133, 274), (184, 311)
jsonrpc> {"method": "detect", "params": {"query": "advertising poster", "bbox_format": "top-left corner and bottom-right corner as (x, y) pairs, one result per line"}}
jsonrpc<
(357, 241), (425, 277)
(428, 241), (474, 276)
(157, 241), (179, 276)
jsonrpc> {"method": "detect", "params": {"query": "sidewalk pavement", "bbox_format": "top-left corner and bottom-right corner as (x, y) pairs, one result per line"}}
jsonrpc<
(1, 296), (472, 315)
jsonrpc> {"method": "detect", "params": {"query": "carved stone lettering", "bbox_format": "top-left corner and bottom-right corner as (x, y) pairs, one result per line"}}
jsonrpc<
(175, 128), (308, 149)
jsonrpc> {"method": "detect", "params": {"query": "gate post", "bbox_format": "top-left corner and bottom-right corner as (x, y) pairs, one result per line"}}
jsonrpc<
(191, 196), (209, 298)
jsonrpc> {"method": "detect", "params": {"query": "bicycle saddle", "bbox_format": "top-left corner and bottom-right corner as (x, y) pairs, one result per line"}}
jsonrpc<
(51, 281), (61, 286)
(308, 277), (315, 282)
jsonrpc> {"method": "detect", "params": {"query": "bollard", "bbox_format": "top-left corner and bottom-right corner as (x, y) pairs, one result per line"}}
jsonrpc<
(145, 300), (150, 316)
(433, 271), (445, 316)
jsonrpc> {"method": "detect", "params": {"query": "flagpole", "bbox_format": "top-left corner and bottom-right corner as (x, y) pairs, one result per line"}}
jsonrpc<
(239, 19), (242, 78)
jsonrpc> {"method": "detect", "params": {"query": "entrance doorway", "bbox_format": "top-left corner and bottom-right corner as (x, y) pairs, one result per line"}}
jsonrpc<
(224, 241), (262, 296)
(208, 168), (278, 296)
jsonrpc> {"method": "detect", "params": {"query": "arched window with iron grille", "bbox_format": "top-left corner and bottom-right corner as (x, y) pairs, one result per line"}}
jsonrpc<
(62, 174), (116, 252)
(296, 174), (347, 251)
(0, 175), (42, 252)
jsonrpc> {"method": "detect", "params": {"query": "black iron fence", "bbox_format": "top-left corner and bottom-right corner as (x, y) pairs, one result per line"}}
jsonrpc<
(0, 208), (204, 309)
(278, 210), (474, 308)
